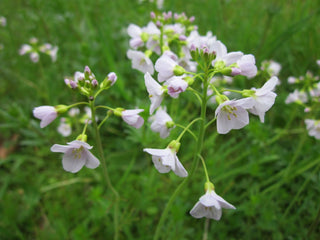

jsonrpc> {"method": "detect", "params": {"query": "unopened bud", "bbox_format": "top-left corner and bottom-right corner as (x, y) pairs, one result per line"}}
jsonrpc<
(173, 65), (186, 76)
(55, 104), (68, 114)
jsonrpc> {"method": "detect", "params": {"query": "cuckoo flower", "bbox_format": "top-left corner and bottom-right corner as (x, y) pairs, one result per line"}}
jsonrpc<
(127, 50), (154, 74)
(215, 98), (254, 134)
(33, 106), (58, 128)
(155, 52), (185, 82)
(144, 142), (188, 177)
(150, 107), (175, 138)
(248, 76), (278, 122)
(51, 140), (100, 173)
(305, 119), (320, 139)
(144, 72), (164, 114)
(121, 109), (144, 129)
(165, 76), (188, 98)
(190, 188), (236, 220)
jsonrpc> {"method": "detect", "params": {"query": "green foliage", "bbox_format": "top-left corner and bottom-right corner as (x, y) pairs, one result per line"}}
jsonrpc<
(1, 0), (320, 239)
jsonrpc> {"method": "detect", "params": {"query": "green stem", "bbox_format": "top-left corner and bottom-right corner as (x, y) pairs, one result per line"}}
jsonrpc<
(198, 154), (210, 183)
(176, 117), (202, 142)
(90, 100), (120, 240)
(153, 68), (209, 240)
(175, 124), (198, 141)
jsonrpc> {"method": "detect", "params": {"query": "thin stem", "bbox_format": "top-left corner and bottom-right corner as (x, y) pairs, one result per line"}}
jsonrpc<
(205, 117), (216, 129)
(198, 154), (210, 183)
(187, 87), (202, 104)
(68, 101), (89, 108)
(95, 105), (114, 111)
(176, 117), (202, 142)
(202, 218), (210, 240)
(98, 114), (110, 130)
(90, 100), (120, 240)
(175, 124), (198, 141)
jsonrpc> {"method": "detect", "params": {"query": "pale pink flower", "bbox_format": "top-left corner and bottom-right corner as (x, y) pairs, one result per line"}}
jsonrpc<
(122, 109), (144, 128)
(155, 53), (182, 82)
(190, 189), (235, 220)
(233, 54), (257, 78)
(249, 77), (278, 122)
(211, 41), (243, 67)
(127, 50), (154, 74)
(150, 107), (174, 138)
(305, 119), (320, 139)
(33, 106), (58, 128)
(285, 89), (308, 104)
(143, 147), (188, 177)
(144, 72), (164, 114)
(165, 76), (188, 98)
(51, 140), (100, 173)
(215, 98), (254, 134)
(57, 119), (72, 137)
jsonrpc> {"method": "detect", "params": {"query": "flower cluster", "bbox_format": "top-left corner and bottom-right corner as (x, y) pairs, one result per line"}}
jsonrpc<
(127, 12), (278, 221)
(19, 38), (58, 63)
(33, 66), (144, 173)
(285, 60), (320, 139)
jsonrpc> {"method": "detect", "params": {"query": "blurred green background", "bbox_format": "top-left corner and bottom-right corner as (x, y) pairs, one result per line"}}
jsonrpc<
(1, 0), (320, 239)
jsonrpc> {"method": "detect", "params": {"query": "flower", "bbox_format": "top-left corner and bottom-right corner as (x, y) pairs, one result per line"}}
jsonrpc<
(33, 106), (58, 128)
(143, 146), (188, 177)
(305, 119), (320, 139)
(285, 89), (308, 104)
(51, 140), (100, 173)
(261, 60), (282, 76)
(155, 52), (185, 82)
(127, 50), (154, 74)
(215, 98), (254, 134)
(190, 189), (235, 220)
(144, 72), (164, 114)
(122, 109), (144, 128)
(165, 76), (188, 98)
(211, 41), (243, 68)
(233, 54), (257, 78)
(150, 107), (175, 138)
(57, 118), (72, 137)
(248, 76), (278, 122)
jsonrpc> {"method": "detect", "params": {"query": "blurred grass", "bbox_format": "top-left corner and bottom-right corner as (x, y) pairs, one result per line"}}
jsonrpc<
(1, 0), (320, 239)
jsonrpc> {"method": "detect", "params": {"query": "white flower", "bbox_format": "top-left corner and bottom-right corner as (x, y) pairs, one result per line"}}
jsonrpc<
(144, 72), (164, 114)
(249, 76), (278, 122)
(33, 106), (58, 128)
(165, 76), (188, 98)
(0, 16), (6, 27)
(122, 109), (144, 129)
(150, 107), (174, 138)
(190, 189), (235, 220)
(30, 52), (40, 63)
(155, 52), (181, 82)
(211, 41), (243, 67)
(57, 120), (72, 137)
(215, 98), (254, 134)
(143, 147), (188, 177)
(261, 60), (282, 76)
(317, 60), (320, 67)
(51, 140), (100, 173)
(19, 44), (32, 55)
(305, 119), (320, 139)
(68, 108), (80, 117)
(127, 50), (154, 74)
(234, 54), (258, 78)
(285, 89), (308, 104)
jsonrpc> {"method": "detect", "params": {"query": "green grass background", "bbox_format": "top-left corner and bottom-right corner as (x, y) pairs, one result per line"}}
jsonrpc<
(1, 0), (320, 239)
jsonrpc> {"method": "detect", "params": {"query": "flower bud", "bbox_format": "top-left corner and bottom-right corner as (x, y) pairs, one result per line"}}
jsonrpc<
(55, 104), (68, 114)
(173, 65), (186, 76)
(84, 66), (91, 79)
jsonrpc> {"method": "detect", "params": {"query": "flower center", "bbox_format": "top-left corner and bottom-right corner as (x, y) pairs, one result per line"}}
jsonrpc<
(72, 146), (83, 159)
